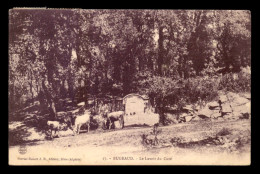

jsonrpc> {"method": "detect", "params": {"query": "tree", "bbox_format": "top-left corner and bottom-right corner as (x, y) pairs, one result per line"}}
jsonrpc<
(9, 9), (78, 118)
(213, 10), (251, 73)
(9, 9), (251, 120)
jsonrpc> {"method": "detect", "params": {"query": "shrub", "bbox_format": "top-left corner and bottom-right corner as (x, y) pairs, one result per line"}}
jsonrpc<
(183, 76), (219, 104)
(216, 128), (232, 136)
(218, 67), (251, 92)
(136, 67), (250, 125)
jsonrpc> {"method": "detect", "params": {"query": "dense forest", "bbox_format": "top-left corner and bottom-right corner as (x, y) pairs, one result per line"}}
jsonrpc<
(9, 9), (251, 122)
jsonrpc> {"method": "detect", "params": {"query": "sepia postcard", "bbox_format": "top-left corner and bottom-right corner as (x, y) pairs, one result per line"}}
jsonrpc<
(8, 9), (251, 165)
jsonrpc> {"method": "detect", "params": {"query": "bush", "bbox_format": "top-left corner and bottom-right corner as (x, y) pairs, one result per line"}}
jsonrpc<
(136, 67), (250, 125)
(137, 75), (220, 124)
(218, 67), (251, 92)
(183, 76), (219, 104)
(138, 75), (219, 107)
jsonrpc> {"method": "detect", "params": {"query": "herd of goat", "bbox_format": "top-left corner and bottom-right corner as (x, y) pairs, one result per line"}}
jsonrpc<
(46, 108), (125, 139)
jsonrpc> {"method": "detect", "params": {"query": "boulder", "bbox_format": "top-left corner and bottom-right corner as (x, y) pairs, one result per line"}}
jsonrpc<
(232, 103), (250, 114)
(197, 107), (213, 118)
(218, 92), (243, 104)
(222, 104), (232, 113)
(222, 92), (249, 105)
(184, 116), (193, 122)
(211, 112), (222, 118)
(232, 96), (250, 106)
(218, 94), (228, 103)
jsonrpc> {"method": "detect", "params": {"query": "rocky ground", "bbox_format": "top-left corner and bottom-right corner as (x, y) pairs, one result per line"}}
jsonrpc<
(166, 91), (251, 124)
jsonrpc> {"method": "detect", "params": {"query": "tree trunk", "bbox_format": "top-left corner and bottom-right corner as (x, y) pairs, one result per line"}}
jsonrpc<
(60, 78), (66, 98)
(68, 72), (74, 98)
(41, 79), (57, 119)
(157, 26), (164, 75)
(84, 75), (88, 108)
(38, 90), (47, 113)
(29, 82), (34, 104)
(29, 70), (34, 104)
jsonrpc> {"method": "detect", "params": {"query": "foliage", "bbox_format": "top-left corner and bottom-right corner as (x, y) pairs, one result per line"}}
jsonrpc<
(9, 10), (251, 119)
(218, 66), (251, 92)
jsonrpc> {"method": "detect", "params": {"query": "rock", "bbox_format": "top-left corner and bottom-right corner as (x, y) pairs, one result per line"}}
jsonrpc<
(232, 103), (250, 114)
(226, 92), (240, 100)
(207, 101), (219, 110)
(197, 108), (213, 118)
(211, 112), (222, 118)
(185, 116), (193, 122)
(77, 102), (85, 107)
(218, 94), (228, 103)
(193, 116), (202, 121)
(233, 96), (250, 106)
(222, 104), (232, 113)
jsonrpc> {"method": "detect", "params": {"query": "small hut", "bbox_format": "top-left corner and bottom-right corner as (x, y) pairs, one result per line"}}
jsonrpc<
(123, 93), (150, 115)
(122, 93), (158, 126)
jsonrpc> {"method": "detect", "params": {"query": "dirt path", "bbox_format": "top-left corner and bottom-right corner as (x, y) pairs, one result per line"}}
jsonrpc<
(9, 119), (251, 165)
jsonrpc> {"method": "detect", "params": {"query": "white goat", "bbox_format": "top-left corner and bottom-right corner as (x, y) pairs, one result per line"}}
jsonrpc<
(73, 110), (91, 135)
